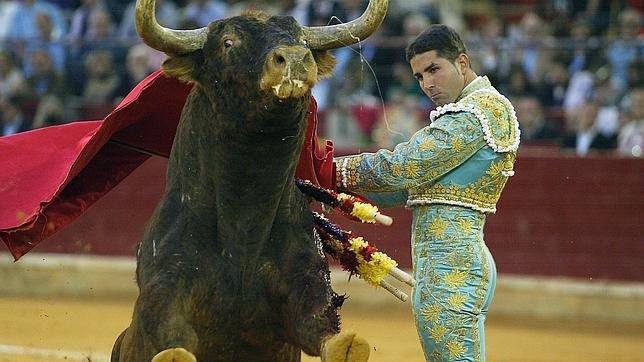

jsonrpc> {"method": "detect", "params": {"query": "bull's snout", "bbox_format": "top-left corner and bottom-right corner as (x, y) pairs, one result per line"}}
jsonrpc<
(260, 46), (318, 99)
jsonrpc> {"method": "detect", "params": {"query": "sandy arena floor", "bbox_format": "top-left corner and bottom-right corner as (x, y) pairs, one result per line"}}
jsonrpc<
(0, 296), (642, 362)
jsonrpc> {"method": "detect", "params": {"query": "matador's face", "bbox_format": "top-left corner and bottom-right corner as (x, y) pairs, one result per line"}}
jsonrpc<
(410, 50), (469, 106)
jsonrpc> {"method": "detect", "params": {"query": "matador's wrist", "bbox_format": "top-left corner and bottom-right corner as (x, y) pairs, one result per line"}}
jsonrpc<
(334, 156), (361, 190)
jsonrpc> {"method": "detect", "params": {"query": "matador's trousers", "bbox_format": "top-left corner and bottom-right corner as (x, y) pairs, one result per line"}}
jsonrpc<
(410, 205), (497, 362)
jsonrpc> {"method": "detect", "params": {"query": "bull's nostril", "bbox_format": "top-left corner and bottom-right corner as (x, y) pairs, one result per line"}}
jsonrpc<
(275, 55), (286, 65)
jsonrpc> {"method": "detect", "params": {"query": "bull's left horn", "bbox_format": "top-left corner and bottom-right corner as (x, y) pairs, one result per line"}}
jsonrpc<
(136, 0), (208, 55)
(302, 0), (388, 51)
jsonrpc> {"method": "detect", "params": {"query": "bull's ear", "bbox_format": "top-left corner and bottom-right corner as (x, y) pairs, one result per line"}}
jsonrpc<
(162, 50), (203, 82)
(314, 51), (336, 80)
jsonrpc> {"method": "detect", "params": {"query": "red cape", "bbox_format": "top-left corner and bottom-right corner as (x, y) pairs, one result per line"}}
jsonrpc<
(0, 70), (335, 260)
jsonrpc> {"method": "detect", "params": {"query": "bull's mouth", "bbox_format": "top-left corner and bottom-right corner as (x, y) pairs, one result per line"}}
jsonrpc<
(270, 78), (311, 99)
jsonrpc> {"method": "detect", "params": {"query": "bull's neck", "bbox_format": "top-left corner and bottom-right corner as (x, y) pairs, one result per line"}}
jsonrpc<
(171, 88), (309, 248)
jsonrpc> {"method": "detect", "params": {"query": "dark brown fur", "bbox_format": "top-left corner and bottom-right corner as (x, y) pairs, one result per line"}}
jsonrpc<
(112, 13), (342, 362)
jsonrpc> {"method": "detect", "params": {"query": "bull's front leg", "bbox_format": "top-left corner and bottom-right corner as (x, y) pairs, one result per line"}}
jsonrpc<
(115, 263), (200, 361)
(287, 266), (370, 362)
(152, 347), (196, 362)
(268, 235), (369, 360)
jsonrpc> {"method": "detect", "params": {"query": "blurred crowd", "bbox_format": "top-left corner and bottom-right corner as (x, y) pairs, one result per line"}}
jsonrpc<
(0, 0), (642, 158)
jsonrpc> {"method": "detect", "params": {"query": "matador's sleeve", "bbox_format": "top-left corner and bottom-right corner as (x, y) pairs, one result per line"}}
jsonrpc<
(336, 112), (486, 193)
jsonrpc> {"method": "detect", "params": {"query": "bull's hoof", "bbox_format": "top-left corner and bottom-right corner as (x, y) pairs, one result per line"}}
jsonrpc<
(152, 348), (196, 362)
(321, 331), (370, 362)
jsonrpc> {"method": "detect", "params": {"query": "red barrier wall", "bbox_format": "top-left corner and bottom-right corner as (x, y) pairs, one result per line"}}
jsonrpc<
(25, 148), (643, 282)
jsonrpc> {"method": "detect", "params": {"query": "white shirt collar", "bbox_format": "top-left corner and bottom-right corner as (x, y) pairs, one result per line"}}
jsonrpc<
(462, 75), (484, 94)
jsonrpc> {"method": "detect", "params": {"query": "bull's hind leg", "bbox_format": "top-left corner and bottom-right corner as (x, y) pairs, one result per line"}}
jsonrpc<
(321, 331), (370, 362)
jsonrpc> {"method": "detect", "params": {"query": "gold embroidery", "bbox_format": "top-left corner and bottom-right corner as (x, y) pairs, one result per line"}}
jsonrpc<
(487, 161), (505, 176)
(447, 339), (467, 359)
(472, 238), (491, 361)
(409, 155), (516, 213)
(421, 303), (442, 323)
(447, 292), (467, 310)
(465, 92), (518, 152)
(458, 219), (473, 234)
(404, 161), (421, 178)
(428, 216), (448, 238)
(391, 162), (403, 177)
(432, 351), (441, 361)
(444, 270), (468, 289)
(419, 138), (436, 151)
(430, 324), (447, 342)
(451, 137), (465, 152)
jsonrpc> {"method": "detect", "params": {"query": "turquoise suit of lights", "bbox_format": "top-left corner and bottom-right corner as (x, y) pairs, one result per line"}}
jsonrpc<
(336, 76), (520, 362)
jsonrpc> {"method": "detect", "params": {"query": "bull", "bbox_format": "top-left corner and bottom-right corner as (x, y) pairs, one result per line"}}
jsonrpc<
(110, 0), (388, 361)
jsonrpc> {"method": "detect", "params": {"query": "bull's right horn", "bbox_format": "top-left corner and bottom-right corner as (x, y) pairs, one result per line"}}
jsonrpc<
(303, 0), (388, 51)
(135, 0), (209, 55)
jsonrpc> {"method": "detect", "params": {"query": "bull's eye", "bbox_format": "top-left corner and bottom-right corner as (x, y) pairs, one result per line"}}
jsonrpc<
(224, 39), (234, 48)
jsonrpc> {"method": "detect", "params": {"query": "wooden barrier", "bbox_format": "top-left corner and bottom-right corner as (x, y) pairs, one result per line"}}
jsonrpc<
(25, 147), (643, 282)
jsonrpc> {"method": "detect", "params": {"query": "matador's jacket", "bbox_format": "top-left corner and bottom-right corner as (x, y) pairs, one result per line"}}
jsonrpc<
(336, 76), (520, 362)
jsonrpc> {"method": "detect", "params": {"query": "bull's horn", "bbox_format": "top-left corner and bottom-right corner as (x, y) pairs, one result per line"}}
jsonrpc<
(302, 0), (388, 51)
(135, 0), (208, 55)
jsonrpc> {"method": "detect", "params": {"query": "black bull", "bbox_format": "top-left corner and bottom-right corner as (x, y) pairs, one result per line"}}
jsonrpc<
(111, 0), (388, 361)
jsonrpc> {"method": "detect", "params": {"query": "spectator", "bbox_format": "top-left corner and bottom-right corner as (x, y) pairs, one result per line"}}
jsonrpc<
(115, 44), (159, 100)
(0, 1), (19, 42)
(467, 15), (509, 87)
(617, 86), (644, 157)
(0, 49), (25, 102)
(563, 53), (606, 119)
(31, 92), (65, 129)
(22, 12), (66, 76)
(626, 56), (644, 89)
(68, 8), (125, 96)
(561, 100), (617, 156)
(84, 8), (118, 42)
(502, 64), (535, 100)
(6, 0), (67, 42)
(306, 0), (346, 27)
(45, 0), (81, 11)
(435, 0), (465, 34)
(562, 16), (597, 76)
(23, 49), (65, 99)
(535, 0), (578, 37)
(82, 50), (122, 104)
(0, 95), (30, 136)
(592, 71), (622, 140)
(388, 61), (424, 100)
(515, 95), (561, 143)
(183, 0), (228, 27)
(586, 0), (620, 36)
(227, 0), (282, 16)
(22, 48), (66, 127)
(68, 0), (107, 46)
(277, 0), (312, 24)
(606, 7), (643, 91)
(370, 12), (429, 103)
(509, 12), (554, 86)
(537, 60), (569, 108)
(371, 89), (424, 149)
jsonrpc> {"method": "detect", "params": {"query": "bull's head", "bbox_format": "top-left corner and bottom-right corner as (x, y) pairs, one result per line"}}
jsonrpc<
(135, 0), (387, 101)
